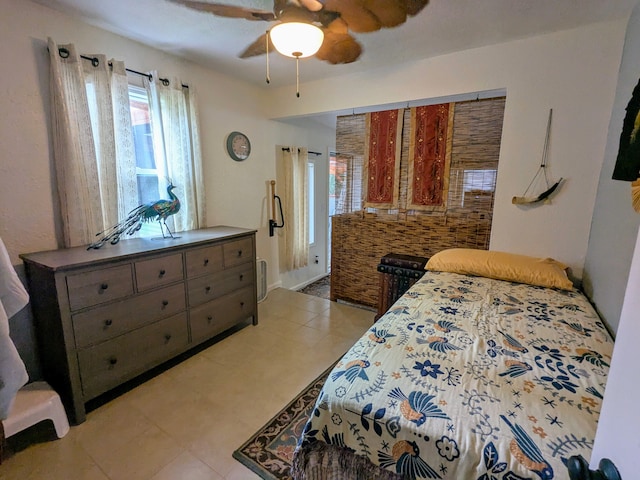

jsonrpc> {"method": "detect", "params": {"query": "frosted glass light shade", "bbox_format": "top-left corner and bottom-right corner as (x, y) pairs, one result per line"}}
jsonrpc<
(270, 22), (324, 58)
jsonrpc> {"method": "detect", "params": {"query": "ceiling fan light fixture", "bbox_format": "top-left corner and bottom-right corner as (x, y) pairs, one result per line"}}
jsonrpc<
(269, 22), (324, 58)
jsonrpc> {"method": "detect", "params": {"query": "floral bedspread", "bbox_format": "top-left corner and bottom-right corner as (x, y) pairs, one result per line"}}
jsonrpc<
(295, 271), (613, 480)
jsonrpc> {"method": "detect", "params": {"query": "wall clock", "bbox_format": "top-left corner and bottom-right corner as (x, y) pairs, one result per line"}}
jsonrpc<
(226, 131), (251, 161)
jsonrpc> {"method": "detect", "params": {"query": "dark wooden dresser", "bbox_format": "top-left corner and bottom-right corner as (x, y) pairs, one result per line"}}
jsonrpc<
(20, 226), (257, 423)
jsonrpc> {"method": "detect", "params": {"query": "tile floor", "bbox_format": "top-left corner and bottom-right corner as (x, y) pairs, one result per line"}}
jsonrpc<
(1, 288), (375, 480)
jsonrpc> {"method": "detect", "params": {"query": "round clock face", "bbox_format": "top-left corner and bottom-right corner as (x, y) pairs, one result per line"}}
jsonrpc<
(227, 131), (251, 161)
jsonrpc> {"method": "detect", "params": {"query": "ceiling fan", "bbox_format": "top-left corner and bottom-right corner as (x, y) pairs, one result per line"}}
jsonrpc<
(170, 0), (431, 65)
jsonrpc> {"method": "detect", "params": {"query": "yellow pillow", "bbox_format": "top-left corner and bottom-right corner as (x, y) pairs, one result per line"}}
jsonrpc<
(425, 248), (573, 290)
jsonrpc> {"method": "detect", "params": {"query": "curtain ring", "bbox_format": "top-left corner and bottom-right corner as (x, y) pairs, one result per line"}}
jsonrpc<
(90, 57), (100, 67)
(58, 47), (70, 59)
(161, 78), (170, 86)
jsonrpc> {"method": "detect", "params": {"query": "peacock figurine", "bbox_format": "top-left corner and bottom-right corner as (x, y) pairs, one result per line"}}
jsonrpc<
(87, 182), (181, 249)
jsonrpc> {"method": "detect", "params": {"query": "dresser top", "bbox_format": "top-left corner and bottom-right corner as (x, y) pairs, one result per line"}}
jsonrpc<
(20, 226), (256, 272)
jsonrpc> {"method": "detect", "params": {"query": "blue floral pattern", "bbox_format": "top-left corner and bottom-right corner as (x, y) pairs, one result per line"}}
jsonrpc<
(295, 271), (613, 479)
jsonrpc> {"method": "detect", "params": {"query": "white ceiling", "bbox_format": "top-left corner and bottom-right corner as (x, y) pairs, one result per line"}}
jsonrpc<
(32, 0), (637, 89)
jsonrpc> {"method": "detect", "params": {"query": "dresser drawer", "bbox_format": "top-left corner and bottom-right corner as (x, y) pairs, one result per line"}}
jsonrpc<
(187, 262), (254, 307)
(135, 253), (184, 292)
(72, 283), (186, 348)
(67, 264), (134, 311)
(78, 312), (189, 400)
(223, 237), (254, 268)
(190, 287), (255, 344)
(185, 245), (223, 278)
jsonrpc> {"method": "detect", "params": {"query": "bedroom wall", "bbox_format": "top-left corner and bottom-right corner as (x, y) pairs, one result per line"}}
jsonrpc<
(1, 1), (633, 375)
(0, 0), (334, 377)
(586, 6), (640, 469)
(264, 20), (628, 285)
(0, 0), (282, 264)
(590, 223), (640, 479)
(582, 4), (640, 334)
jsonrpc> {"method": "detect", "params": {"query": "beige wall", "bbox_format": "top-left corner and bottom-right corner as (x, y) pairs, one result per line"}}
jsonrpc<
(1, 0), (628, 286)
(265, 20), (628, 281)
(3, 0), (636, 464)
(590, 7), (640, 472)
(0, 0), (634, 370)
(583, 9), (640, 333)
(0, 0), (333, 292)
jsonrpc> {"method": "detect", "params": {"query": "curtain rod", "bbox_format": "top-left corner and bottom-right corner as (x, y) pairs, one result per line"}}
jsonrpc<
(281, 147), (321, 156)
(78, 54), (189, 89)
(55, 47), (189, 89)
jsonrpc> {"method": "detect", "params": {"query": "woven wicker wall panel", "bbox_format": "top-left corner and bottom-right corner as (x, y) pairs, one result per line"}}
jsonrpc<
(330, 213), (492, 307)
(331, 97), (505, 308)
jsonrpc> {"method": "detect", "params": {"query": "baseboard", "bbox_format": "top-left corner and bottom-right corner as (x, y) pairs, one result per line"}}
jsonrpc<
(291, 273), (330, 292)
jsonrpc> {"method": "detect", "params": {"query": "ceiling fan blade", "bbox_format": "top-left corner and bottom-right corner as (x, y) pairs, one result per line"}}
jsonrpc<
(320, 0), (429, 31)
(277, 4), (319, 23)
(316, 30), (363, 64)
(325, 16), (349, 34)
(239, 33), (272, 58)
(298, 0), (324, 12)
(406, 0), (430, 16)
(322, 0), (381, 33)
(273, 0), (288, 15)
(362, 0), (407, 27)
(171, 0), (276, 21)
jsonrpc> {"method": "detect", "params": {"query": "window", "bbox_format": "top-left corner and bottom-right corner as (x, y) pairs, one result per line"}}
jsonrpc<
(128, 85), (162, 237)
(333, 153), (364, 215)
(447, 168), (497, 210)
(461, 169), (497, 207)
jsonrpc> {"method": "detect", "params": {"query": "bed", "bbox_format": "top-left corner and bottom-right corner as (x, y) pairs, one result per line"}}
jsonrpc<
(291, 249), (614, 480)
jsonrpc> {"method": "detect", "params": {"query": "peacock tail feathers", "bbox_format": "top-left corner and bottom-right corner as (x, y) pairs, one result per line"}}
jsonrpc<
(87, 182), (180, 249)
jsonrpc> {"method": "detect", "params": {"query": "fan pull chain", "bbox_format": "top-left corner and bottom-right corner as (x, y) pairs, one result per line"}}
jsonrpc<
(265, 30), (271, 85)
(296, 55), (300, 98)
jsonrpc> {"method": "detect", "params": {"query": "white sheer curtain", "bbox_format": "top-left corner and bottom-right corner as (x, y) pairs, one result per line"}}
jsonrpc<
(282, 146), (309, 270)
(144, 74), (205, 233)
(48, 38), (137, 247)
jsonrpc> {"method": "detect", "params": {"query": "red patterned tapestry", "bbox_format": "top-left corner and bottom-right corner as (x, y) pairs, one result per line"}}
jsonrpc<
(363, 109), (403, 208)
(407, 103), (454, 211)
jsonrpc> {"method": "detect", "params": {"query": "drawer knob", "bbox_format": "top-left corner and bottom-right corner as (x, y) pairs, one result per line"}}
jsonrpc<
(240, 301), (245, 308)
(162, 300), (169, 308)
(100, 283), (109, 291)
(159, 269), (166, 277)
(164, 333), (172, 343)
(207, 315), (213, 323)
(239, 274), (244, 281)
(108, 357), (118, 368)
(104, 319), (113, 327)
(203, 258), (209, 266)
(205, 286), (211, 293)
(237, 250), (242, 257)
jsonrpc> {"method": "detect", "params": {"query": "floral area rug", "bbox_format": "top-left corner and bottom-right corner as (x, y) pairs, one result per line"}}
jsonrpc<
(232, 363), (334, 479)
(296, 275), (330, 300)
